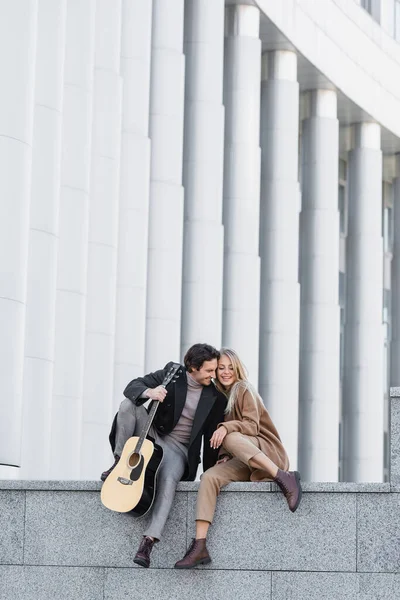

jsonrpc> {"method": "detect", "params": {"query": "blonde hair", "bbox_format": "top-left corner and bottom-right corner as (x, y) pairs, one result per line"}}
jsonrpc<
(214, 348), (261, 414)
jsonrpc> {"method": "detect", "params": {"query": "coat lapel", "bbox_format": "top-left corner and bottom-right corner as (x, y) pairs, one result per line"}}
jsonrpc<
(173, 369), (187, 426)
(189, 384), (216, 446)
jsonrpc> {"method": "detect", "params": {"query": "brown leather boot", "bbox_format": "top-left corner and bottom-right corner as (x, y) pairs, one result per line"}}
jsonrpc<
(100, 454), (120, 482)
(174, 538), (211, 569)
(274, 469), (302, 512)
(134, 536), (155, 568)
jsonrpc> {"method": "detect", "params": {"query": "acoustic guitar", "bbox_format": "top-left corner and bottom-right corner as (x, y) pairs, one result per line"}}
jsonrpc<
(101, 363), (181, 517)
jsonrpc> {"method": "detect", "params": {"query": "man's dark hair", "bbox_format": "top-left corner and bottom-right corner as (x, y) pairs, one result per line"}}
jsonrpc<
(184, 343), (220, 372)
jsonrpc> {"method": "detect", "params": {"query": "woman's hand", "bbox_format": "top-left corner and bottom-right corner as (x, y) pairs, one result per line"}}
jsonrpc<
(216, 455), (230, 465)
(210, 426), (228, 449)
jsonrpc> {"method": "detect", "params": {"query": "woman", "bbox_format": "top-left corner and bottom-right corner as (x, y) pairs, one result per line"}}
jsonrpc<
(174, 348), (302, 569)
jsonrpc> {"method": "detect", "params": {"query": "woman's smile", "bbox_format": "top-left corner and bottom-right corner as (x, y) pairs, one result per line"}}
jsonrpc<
(217, 354), (237, 387)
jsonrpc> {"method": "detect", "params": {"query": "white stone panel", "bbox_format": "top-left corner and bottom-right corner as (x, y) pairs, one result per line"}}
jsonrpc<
(114, 0), (152, 399)
(145, 0), (185, 370)
(50, 0), (96, 479)
(81, 0), (122, 480)
(181, 0), (225, 355)
(259, 50), (300, 468)
(0, 1), (38, 468)
(343, 123), (384, 482)
(391, 166), (400, 388)
(21, 0), (67, 479)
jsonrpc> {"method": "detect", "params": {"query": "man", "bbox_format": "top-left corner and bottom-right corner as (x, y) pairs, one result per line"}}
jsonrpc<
(101, 343), (226, 568)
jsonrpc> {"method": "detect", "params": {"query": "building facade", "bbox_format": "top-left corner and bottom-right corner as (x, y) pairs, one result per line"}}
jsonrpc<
(1, 0), (400, 482)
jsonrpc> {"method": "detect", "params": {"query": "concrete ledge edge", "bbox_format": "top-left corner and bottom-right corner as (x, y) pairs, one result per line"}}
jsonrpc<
(0, 480), (392, 493)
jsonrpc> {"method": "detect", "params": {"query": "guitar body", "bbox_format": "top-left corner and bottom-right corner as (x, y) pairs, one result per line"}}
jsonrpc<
(101, 436), (163, 517)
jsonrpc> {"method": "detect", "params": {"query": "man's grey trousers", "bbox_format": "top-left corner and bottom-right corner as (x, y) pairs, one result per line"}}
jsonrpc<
(115, 399), (188, 541)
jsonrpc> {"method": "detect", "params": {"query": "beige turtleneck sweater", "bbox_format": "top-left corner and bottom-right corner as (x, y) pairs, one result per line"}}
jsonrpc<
(168, 372), (203, 446)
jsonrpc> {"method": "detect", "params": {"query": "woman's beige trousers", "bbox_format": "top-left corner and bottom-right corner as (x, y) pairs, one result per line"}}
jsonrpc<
(196, 431), (264, 524)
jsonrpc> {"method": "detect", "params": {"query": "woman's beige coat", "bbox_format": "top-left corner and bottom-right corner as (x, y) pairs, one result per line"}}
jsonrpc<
(219, 384), (290, 481)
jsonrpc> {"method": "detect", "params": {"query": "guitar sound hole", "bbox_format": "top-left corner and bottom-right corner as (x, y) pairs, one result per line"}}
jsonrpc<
(128, 453), (141, 468)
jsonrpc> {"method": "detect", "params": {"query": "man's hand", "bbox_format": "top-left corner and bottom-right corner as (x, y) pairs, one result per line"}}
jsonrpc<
(146, 386), (167, 402)
(210, 426), (228, 449)
(216, 455), (230, 465)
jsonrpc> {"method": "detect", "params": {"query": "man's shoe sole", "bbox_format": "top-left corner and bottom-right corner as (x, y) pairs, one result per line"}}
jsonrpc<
(174, 557), (211, 569)
(133, 557), (150, 568)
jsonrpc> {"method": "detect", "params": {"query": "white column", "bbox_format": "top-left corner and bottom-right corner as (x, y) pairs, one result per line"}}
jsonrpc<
(20, 0), (67, 479)
(259, 51), (300, 468)
(181, 0), (225, 355)
(223, 4), (261, 383)
(114, 0), (152, 408)
(145, 0), (185, 371)
(0, 2), (37, 472)
(81, 0), (123, 479)
(391, 155), (400, 386)
(299, 90), (341, 481)
(343, 122), (384, 482)
(50, 0), (96, 479)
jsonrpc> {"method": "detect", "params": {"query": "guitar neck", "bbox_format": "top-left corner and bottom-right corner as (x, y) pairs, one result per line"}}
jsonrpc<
(134, 392), (163, 453)
(133, 363), (181, 453)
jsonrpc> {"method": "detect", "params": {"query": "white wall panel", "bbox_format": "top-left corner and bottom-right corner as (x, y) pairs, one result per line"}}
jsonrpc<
(0, 1), (38, 469)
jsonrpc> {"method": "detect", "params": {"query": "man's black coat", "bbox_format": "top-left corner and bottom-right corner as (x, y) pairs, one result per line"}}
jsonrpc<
(109, 362), (227, 481)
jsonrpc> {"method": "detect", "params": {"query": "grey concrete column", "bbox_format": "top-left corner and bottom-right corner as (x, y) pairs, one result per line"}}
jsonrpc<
(223, 4), (261, 383)
(343, 122), (384, 482)
(299, 90), (341, 481)
(50, 0), (96, 479)
(0, 1), (38, 472)
(181, 0), (225, 356)
(20, 0), (67, 479)
(391, 156), (400, 389)
(259, 50), (300, 468)
(113, 0), (152, 409)
(145, 0), (185, 371)
(81, 0), (123, 479)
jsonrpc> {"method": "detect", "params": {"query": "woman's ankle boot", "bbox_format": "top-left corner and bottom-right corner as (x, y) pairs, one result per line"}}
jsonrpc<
(273, 469), (302, 512)
(174, 538), (211, 569)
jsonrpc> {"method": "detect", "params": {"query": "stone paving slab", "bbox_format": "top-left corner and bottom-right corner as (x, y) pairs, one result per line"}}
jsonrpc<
(23, 490), (187, 568)
(357, 493), (400, 573)
(272, 572), (358, 599)
(0, 491), (25, 565)
(104, 567), (272, 600)
(391, 397), (400, 487)
(186, 491), (357, 572)
(271, 572), (400, 599)
(357, 573), (400, 599)
(0, 566), (104, 600)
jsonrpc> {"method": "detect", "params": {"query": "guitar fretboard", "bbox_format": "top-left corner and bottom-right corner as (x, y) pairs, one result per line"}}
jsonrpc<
(134, 399), (160, 453)
(133, 363), (181, 453)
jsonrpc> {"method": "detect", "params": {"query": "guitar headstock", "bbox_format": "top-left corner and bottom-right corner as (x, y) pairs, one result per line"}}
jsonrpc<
(162, 363), (182, 387)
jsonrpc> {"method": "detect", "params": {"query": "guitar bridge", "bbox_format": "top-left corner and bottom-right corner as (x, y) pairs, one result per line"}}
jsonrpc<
(117, 477), (133, 486)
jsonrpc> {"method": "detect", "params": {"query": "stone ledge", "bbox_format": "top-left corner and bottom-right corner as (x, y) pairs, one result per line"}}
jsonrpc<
(391, 395), (400, 486)
(0, 480), (392, 493)
(1, 566), (398, 600)
(0, 480), (104, 491)
(1, 485), (399, 575)
(1, 567), (399, 600)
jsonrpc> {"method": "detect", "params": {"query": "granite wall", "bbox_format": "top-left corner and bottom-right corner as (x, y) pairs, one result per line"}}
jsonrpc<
(1, 390), (399, 600)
